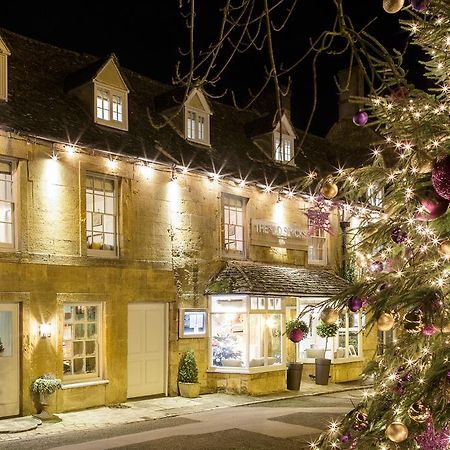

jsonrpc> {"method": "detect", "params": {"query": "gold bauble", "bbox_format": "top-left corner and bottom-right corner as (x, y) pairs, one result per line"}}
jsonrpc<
(377, 313), (395, 331)
(386, 422), (409, 443)
(411, 153), (434, 174)
(438, 240), (450, 258)
(383, 0), (404, 14)
(320, 307), (339, 325)
(441, 320), (450, 333)
(408, 402), (431, 423)
(320, 180), (338, 199)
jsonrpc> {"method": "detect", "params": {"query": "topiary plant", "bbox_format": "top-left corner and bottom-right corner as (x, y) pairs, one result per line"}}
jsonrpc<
(30, 373), (62, 395)
(285, 318), (309, 343)
(178, 350), (198, 384)
(316, 321), (339, 357)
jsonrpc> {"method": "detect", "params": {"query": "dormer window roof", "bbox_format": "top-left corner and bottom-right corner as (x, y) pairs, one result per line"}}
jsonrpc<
(184, 88), (212, 145)
(0, 35), (11, 102)
(273, 113), (296, 165)
(93, 56), (129, 131)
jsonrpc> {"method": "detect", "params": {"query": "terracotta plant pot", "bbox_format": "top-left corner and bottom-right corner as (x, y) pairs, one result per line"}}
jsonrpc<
(178, 382), (200, 398)
(288, 329), (304, 343)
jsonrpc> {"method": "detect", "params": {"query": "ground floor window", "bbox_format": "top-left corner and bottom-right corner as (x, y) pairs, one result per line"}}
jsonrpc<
(210, 295), (284, 370)
(63, 303), (102, 381)
(297, 299), (364, 361)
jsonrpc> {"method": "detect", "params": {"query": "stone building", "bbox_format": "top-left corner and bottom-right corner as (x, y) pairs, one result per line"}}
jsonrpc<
(0, 29), (376, 418)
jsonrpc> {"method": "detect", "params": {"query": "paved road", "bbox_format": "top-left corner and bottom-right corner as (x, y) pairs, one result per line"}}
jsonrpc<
(0, 390), (363, 450)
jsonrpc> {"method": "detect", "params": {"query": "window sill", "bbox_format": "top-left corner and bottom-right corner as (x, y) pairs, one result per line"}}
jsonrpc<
(207, 365), (286, 375)
(62, 379), (110, 390)
(299, 357), (364, 365)
(87, 249), (118, 259)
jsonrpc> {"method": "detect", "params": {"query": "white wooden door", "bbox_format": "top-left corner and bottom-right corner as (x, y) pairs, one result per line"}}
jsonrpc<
(127, 303), (167, 398)
(0, 303), (19, 417)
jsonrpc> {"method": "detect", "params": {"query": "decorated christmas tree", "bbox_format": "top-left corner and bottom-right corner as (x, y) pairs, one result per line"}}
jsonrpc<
(308, 1), (450, 448)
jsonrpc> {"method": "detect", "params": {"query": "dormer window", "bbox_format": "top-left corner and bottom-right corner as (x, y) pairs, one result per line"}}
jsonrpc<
(274, 135), (294, 163)
(0, 36), (11, 102)
(94, 85), (127, 130)
(272, 113), (296, 165)
(184, 89), (212, 145)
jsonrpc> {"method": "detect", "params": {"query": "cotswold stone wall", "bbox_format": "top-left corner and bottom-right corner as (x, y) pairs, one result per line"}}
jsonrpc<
(0, 130), (344, 412)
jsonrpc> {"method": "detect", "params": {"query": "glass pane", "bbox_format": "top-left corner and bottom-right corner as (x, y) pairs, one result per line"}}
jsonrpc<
(183, 311), (206, 335)
(63, 341), (73, 358)
(211, 297), (247, 313)
(73, 358), (84, 374)
(73, 341), (84, 356)
(105, 196), (114, 214)
(349, 332), (359, 356)
(249, 315), (264, 365)
(86, 357), (96, 373)
(63, 360), (72, 375)
(74, 324), (85, 339)
(87, 306), (97, 322)
(87, 323), (97, 338)
(267, 314), (282, 364)
(63, 324), (72, 340)
(85, 341), (96, 355)
(211, 312), (246, 367)
(0, 311), (12, 357)
(94, 195), (104, 213)
(103, 215), (114, 233)
(75, 306), (85, 321)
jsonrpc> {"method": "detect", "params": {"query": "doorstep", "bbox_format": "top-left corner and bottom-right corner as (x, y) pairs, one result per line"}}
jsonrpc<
(0, 379), (370, 440)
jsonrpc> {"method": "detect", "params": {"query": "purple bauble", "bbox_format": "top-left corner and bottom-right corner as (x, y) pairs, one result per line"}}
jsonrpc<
(447, 371), (450, 381)
(416, 192), (449, 221)
(353, 111), (368, 126)
(422, 324), (437, 336)
(411, 0), (427, 10)
(370, 260), (384, 273)
(347, 296), (364, 312)
(391, 227), (407, 244)
(341, 433), (351, 444)
(432, 156), (450, 201)
(288, 329), (304, 343)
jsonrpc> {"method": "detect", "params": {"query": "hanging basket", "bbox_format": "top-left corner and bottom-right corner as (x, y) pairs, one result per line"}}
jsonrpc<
(288, 329), (305, 343)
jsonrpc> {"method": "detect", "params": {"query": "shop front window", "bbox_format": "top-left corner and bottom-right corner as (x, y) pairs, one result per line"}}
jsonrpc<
(297, 301), (363, 361)
(210, 295), (284, 370)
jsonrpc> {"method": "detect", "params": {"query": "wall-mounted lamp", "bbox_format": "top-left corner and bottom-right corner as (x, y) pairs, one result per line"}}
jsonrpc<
(40, 323), (52, 338)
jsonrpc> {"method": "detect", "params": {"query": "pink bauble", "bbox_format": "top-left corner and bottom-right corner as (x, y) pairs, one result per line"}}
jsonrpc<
(353, 111), (368, 126)
(288, 329), (304, 343)
(422, 325), (437, 336)
(416, 192), (449, 221)
(432, 156), (450, 200)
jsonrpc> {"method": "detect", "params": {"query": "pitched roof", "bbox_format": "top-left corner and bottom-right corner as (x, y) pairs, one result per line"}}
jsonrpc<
(205, 261), (348, 297)
(0, 28), (349, 187)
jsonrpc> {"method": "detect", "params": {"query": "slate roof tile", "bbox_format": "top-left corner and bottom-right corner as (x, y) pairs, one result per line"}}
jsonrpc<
(205, 261), (348, 296)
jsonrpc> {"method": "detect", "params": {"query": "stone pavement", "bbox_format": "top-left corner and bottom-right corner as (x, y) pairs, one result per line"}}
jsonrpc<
(0, 379), (368, 444)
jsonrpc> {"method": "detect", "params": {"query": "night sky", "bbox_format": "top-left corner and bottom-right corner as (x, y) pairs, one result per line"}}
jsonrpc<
(0, 1), (417, 136)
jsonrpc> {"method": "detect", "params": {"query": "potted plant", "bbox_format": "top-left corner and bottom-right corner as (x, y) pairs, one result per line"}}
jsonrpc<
(285, 318), (309, 343)
(314, 321), (339, 385)
(30, 373), (62, 421)
(178, 350), (200, 398)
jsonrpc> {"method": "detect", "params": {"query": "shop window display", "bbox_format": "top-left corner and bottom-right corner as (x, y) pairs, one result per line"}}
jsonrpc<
(210, 296), (284, 370)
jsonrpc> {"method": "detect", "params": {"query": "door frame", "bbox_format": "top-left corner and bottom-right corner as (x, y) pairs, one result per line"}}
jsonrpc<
(127, 302), (169, 398)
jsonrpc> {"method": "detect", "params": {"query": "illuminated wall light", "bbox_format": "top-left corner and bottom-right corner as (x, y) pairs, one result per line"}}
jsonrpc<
(171, 166), (178, 182)
(39, 323), (52, 338)
(211, 173), (220, 182)
(64, 145), (76, 156)
(50, 151), (58, 161)
(264, 185), (272, 193)
(139, 164), (153, 178)
(239, 180), (246, 188)
(181, 166), (189, 175)
(107, 158), (117, 170)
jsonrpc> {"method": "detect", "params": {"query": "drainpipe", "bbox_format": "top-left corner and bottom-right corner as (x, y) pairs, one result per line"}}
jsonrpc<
(339, 206), (350, 278)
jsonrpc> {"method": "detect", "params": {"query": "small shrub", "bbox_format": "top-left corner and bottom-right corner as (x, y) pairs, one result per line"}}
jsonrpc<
(285, 318), (309, 335)
(30, 373), (62, 395)
(178, 350), (198, 383)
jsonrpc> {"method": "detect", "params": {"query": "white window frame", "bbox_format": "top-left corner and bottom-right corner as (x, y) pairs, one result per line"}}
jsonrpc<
(0, 53), (8, 102)
(62, 302), (103, 383)
(0, 158), (16, 250)
(86, 173), (119, 258)
(296, 298), (364, 364)
(273, 133), (294, 164)
(184, 107), (210, 145)
(208, 295), (285, 374)
(222, 193), (247, 258)
(94, 83), (128, 131)
(308, 223), (328, 265)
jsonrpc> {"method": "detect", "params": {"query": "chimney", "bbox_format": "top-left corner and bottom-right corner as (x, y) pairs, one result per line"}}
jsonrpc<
(337, 67), (364, 121)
